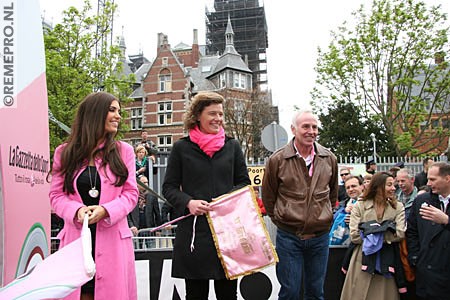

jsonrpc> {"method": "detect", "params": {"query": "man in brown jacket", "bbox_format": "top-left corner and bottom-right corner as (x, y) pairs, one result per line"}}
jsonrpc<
(262, 110), (338, 300)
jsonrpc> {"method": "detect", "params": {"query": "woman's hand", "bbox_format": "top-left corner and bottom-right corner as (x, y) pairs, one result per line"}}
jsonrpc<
(130, 226), (138, 236)
(87, 205), (109, 224)
(345, 204), (353, 213)
(187, 199), (212, 216)
(138, 167), (146, 174)
(76, 206), (91, 223)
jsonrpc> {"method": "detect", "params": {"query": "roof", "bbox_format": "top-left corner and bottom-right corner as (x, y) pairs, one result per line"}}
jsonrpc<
(210, 51), (251, 76)
(209, 15), (251, 76)
(173, 42), (191, 51)
(134, 62), (151, 82)
(189, 55), (220, 92)
(130, 85), (144, 99)
(115, 57), (134, 78)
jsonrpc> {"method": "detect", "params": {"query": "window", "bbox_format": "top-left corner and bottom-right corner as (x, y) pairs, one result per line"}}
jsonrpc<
(162, 57), (168, 66)
(233, 72), (246, 89)
(234, 100), (245, 123)
(131, 138), (140, 146)
(234, 73), (240, 88)
(158, 135), (173, 152)
(159, 72), (172, 92)
(424, 97), (431, 110)
(158, 101), (173, 125)
(130, 108), (142, 130)
(220, 73), (226, 88)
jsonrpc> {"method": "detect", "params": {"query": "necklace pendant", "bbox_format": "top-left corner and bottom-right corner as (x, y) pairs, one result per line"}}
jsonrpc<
(89, 187), (99, 198)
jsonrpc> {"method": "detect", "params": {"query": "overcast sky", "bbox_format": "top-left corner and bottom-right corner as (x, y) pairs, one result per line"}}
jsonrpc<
(40, 0), (450, 136)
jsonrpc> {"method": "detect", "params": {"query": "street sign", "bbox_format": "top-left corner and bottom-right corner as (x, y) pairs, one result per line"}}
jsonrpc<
(261, 123), (288, 152)
(247, 166), (265, 186)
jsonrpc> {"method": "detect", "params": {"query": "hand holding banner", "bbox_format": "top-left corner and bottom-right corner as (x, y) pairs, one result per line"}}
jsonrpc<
(206, 186), (278, 280)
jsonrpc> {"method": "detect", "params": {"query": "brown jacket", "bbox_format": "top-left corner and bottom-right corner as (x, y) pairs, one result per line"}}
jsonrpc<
(262, 139), (338, 237)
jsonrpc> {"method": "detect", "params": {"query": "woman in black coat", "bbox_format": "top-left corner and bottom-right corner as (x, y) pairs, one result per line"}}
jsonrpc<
(162, 92), (250, 300)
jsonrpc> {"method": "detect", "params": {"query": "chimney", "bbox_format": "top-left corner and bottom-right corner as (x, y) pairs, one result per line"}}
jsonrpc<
(193, 29), (198, 45)
(157, 33), (164, 54)
(192, 29), (199, 66)
(157, 33), (170, 55)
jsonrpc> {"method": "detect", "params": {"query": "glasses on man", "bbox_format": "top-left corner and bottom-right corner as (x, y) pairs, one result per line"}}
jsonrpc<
(340, 173), (350, 177)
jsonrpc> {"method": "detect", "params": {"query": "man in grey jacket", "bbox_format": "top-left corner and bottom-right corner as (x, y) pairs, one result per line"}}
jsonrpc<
(262, 110), (338, 300)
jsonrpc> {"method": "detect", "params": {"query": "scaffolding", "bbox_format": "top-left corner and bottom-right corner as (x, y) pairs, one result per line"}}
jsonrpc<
(205, 0), (269, 88)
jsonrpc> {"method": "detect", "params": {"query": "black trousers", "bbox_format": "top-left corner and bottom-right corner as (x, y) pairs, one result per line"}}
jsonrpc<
(185, 278), (237, 300)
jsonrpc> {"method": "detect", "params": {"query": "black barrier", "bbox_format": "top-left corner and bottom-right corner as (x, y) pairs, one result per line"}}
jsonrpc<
(135, 247), (347, 300)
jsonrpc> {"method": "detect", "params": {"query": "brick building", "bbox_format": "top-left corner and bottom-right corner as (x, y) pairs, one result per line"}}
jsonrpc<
(122, 18), (260, 157)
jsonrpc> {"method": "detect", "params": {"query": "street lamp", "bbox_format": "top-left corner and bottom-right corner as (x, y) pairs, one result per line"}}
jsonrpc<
(370, 133), (377, 163)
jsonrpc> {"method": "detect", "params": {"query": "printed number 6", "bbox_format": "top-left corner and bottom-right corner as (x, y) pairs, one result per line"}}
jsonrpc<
(253, 174), (261, 185)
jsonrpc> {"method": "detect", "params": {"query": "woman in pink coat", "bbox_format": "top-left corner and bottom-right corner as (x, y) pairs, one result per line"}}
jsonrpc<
(49, 92), (139, 300)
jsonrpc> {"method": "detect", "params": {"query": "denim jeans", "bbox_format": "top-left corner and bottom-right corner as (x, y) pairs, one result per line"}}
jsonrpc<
(276, 228), (329, 300)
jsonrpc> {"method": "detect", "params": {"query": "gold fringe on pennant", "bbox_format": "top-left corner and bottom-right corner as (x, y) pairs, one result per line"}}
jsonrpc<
(206, 185), (278, 280)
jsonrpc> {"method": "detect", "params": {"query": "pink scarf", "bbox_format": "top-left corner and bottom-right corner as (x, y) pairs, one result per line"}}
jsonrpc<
(189, 126), (225, 157)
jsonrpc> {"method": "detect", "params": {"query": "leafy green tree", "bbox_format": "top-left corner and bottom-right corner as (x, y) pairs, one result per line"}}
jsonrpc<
(316, 100), (395, 158)
(45, 0), (134, 152)
(312, 0), (450, 156)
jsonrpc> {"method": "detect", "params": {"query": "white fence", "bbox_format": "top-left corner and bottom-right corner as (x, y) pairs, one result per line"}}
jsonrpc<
(337, 155), (447, 175)
(149, 153), (447, 195)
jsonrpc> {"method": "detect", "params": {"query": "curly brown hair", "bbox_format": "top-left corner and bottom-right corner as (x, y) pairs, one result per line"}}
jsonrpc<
(183, 92), (225, 131)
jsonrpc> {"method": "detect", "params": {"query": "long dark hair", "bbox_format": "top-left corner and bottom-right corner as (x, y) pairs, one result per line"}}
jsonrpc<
(56, 92), (128, 194)
(361, 172), (397, 209)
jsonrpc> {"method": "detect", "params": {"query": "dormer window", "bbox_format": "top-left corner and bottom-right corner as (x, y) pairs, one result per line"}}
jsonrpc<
(220, 73), (226, 88)
(233, 72), (246, 89)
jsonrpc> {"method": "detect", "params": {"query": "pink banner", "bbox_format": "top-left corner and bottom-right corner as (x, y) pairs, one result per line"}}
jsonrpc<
(0, 0), (51, 286)
(0, 215), (95, 299)
(207, 186), (278, 280)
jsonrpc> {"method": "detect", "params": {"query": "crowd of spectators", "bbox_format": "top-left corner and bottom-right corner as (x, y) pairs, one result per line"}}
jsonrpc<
(331, 158), (450, 300)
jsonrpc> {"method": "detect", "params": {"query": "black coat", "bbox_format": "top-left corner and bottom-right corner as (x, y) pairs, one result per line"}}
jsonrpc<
(128, 193), (161, 229)
(406, 191), (450, 299)
(338, 184), (349, 203)
(162, 136), (250, 279)
(414, 171), (427, 189)
(161, 201), (181, 224)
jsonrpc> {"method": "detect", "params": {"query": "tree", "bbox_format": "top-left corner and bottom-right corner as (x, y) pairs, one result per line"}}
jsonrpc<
(221, 89), (274, 160)
(316, 100), (395, 158)
(45, 0), (135, 152)
(250, 90), (275, 160)
(312, 0), (450, 156)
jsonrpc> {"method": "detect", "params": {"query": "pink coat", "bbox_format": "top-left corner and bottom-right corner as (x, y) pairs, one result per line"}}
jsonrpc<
(49, 141), (138, 300)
